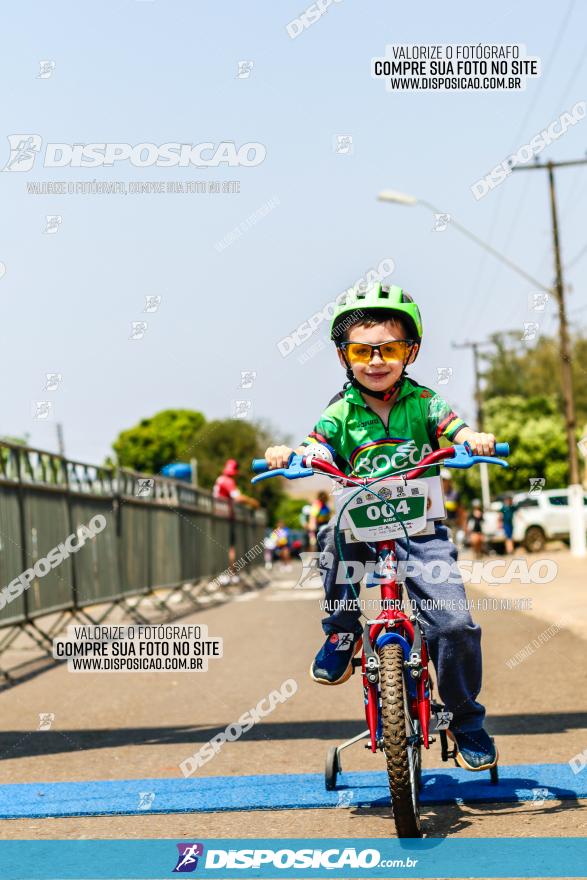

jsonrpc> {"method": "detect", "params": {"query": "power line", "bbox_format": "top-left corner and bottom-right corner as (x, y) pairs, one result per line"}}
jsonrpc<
(566, 238), (587, 271)
(552, 33), (587, 111)
(461, 0), (579, 338)
(419, 199), (549, 292)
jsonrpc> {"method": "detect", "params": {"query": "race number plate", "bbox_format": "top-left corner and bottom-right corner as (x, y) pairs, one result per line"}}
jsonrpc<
(336, 479), (429, 541)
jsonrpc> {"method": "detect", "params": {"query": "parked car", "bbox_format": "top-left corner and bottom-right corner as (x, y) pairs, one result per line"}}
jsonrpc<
(511, 489), (587, 552)
(479, 489), (587, 552)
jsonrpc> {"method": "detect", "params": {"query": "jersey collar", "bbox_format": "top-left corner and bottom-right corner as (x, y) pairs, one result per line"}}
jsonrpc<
(343, 376), (415, 409)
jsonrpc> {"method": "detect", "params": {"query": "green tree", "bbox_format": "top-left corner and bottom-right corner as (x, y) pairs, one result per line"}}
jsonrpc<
(451, 395), (572, 500)
(273, 495), (311, 530)
(110, 410), (287, 523)
(481, 331), (587, 424)
(193, 417), (285, 523)
(112, 409), (206, 473)
(0, 435), (30, 446)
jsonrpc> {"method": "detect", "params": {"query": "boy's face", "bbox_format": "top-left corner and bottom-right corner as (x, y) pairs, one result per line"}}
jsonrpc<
(337, 319), (419, 396)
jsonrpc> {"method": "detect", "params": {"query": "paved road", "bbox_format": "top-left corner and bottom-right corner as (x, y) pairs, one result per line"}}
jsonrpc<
(0, 554), (585, 840)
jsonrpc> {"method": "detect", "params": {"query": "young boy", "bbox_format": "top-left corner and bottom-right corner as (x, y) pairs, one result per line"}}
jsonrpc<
(264, 284), (498, 771)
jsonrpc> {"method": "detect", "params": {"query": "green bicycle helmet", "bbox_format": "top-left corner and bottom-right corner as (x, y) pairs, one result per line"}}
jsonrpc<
(330, 283), (423, 343)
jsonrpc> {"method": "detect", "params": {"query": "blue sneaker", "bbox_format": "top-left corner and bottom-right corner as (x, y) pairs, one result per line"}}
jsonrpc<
(447, 727), (498, 771)
(310, 631), (362, 685)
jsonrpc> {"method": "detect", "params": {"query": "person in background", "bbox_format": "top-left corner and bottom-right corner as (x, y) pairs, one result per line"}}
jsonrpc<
(263, 531), (276, 570)
(500, 495), (517, 555)
(213, 459), (259, 582)
(307, 491), (332, 549)
(300, 503), (312, 550)
(468, 499), (485, 559)
(271, 520), (292, 571)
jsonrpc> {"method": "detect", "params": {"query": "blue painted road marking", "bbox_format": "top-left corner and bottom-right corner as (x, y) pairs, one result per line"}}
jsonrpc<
(0, 763), (582, 819)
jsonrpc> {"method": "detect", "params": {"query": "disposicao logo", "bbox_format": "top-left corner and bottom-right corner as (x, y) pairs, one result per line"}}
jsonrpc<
(173, 843), (204, 873)
(3, 136), (265, 170)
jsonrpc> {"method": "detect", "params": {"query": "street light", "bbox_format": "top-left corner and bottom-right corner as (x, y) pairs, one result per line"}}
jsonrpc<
(378, 187), (586, 557)
(377, 190), (418, 207)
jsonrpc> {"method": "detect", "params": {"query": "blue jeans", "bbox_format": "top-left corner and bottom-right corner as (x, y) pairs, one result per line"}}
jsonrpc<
(317, 519), (485, 732)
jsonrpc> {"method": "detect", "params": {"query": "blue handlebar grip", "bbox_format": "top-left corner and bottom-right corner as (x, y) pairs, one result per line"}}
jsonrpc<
(495, 442), (510, 457)
(251, 459), (269, 473)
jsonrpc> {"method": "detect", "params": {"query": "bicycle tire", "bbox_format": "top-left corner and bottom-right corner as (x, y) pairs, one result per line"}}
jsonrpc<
(379, 642), (422, 838)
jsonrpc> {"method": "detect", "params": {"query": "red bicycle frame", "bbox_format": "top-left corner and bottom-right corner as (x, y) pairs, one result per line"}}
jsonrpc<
(310, 446), (458, 754)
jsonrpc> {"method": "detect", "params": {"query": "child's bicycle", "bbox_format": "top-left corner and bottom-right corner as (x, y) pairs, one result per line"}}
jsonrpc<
(251, 441), (509, 838)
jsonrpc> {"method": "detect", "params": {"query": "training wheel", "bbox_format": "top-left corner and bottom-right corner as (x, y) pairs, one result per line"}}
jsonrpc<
(325, 746), (341, 791)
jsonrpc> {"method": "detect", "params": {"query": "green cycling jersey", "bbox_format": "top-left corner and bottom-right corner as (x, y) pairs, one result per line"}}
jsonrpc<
(300, 377), (467, 480)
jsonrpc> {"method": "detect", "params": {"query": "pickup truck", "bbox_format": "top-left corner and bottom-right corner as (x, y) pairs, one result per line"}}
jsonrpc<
(482, 489), (587, 552)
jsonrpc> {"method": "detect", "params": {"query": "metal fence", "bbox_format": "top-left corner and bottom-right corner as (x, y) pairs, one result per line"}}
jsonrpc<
(0, 440), (266, 629)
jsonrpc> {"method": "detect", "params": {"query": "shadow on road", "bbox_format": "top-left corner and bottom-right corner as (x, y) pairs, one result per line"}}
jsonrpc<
(1, 712), (587, 760)
(486, 712), (587, 735)
(349, 791), (580, 840)
(420, 796), (582, 838)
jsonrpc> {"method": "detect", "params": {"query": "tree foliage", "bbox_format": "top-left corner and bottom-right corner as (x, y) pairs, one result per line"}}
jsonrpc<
(110, 410), (286, 524)
(447, 331), (587, 502)
(112, 409), (206, 474)
(273, 495), (311, 530)
(481, 331), (587, 424)
(453, 395), (574, 500)
(189, 416), (285, 523)
(0, 435), (30, 447)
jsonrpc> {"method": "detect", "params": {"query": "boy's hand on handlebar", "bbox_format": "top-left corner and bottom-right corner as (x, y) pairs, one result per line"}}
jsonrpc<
(263, 445), (296, 469)
(455, 428), (496, 456)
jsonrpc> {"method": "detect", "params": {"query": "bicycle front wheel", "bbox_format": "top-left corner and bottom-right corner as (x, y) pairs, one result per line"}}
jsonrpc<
(379, 642), (422, 838)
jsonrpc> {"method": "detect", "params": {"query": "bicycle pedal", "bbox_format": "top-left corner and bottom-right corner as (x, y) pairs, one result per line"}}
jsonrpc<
(440, 748), (458, 763)
(351, 658), (362, 669)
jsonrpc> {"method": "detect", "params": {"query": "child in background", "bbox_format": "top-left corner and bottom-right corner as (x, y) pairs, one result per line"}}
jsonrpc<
(307, 491), (332, 549)
(271, 520), (292, 571)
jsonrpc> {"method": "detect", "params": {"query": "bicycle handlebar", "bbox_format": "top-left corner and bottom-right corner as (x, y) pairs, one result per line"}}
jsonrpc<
(251, 441), (509, 484)
(252, 459), (272, 473)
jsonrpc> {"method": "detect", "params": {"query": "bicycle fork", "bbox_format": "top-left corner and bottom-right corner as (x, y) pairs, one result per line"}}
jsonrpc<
(361, 541), (432, 752)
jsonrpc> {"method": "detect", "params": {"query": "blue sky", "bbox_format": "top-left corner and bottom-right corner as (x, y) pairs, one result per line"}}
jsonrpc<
(1, 0), (586, 465)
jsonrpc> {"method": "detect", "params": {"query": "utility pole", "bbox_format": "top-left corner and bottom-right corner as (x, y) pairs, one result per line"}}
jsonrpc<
(453, 341), (487, 431)
(56, 423), (65, 457)
(452, 340), (493, 509)
(513, 157), (587, 557)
